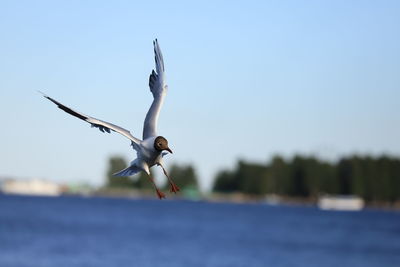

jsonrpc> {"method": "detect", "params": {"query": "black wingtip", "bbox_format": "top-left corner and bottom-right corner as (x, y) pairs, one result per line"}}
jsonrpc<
(37, 90), (48, 99)
(39, 91), (56, 104)
(40, 93), (88, 121)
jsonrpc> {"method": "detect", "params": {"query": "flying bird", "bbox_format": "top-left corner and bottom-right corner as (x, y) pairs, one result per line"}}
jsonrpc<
(41, 39), (178, 199)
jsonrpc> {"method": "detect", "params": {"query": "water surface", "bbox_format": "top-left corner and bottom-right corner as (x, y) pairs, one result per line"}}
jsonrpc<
(0, 195), (399, 267)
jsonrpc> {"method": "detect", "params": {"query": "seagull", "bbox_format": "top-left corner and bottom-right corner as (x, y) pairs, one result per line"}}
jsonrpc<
(40, 39), (179, 199)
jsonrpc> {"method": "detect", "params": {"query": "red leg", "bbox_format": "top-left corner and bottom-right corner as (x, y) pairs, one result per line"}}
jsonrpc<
(169, 183), (180, 193)
(160, 164), (180, 194)
(147, 175), (165, 199)
(156, 188), (166, 199)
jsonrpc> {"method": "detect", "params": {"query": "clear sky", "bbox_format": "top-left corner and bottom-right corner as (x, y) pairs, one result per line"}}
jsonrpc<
(0, 1), (399, 191)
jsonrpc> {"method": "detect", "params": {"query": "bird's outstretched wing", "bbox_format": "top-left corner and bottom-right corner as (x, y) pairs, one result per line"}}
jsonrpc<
(41, 92), (141, 147)
(143, 39), (167, 139)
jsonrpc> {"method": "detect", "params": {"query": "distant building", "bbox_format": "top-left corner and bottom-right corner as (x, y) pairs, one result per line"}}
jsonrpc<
(1, 178), (62, 196)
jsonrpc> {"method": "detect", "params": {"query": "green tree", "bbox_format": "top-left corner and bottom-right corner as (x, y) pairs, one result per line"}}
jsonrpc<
(236, 160), (268, 195)
(213, 170), (237, 192)
(106, 156), (135, 188)
(212, 154), (400, 204)
(392, 158), (400, 202)
(164, 164), (199, 191)
(289, 156), (310, 197)
(213, 160), (269, 195)
(267, 156), (289, 195)
(318, 162), (337, 195)
(134, 171), (154, 190)
(336, 158), (353, 195)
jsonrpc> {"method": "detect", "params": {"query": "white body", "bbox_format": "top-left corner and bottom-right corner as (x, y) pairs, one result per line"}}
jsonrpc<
(133, 136), (163, 175)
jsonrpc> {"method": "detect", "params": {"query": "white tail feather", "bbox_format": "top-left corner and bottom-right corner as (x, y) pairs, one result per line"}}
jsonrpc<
(113, 166), (141, 177)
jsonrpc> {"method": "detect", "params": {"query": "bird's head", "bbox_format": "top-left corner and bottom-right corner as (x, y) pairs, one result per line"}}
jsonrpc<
(154, 136), (172, 154)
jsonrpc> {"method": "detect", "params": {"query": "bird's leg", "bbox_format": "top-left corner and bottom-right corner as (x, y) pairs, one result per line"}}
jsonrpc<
(147, 175), (165, 199)
(159, 164), (180, 193)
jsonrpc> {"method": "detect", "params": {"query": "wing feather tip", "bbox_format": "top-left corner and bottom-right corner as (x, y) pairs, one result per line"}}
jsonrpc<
(37, 90), (47, 97)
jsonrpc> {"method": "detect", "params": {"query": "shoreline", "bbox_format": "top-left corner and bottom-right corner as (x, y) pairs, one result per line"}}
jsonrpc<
(2, 189), (399, 211)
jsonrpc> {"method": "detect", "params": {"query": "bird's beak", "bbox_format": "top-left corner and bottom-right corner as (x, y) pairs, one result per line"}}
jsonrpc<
(165, 147), (173, 154)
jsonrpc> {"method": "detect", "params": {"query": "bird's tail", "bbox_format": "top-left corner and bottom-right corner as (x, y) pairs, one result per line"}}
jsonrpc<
(113, 166), (140, 177)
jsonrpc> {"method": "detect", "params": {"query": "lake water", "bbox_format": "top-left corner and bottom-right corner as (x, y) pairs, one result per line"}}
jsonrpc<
(0, 194), (399, 267)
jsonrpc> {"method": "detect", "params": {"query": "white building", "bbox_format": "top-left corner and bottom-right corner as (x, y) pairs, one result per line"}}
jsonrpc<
(1, 178), (62, 196)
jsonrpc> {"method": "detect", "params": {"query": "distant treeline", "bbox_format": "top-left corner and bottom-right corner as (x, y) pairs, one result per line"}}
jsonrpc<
(213, 155), (400, 203)
(105, 155), (400, 203)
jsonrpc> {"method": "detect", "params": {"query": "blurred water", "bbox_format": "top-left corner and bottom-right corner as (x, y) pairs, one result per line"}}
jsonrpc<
(0, 194), (399, 267)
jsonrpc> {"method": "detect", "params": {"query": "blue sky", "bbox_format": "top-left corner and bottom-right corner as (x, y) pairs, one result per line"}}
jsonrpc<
(0, 1), (399, 191)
